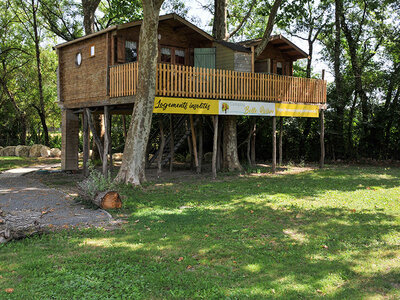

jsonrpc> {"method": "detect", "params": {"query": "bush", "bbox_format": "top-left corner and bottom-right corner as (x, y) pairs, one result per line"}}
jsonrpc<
(77, 166), (116, 199)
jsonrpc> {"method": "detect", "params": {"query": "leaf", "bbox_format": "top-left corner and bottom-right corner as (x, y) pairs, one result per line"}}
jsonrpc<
(322, 245), (328, 249)
(177, 257), (184, 261)
(5, 288), (14, 293)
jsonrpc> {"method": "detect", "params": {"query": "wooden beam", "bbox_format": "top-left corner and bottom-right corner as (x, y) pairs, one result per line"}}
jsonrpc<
(279, 117), (283, 166)
(189, 115), (199, 173)
(169, 115), (174, 173)
(85, 109), (104, 162)
(102, 106), (110, 177)
(272, 116), (276, 173)
(83, 108), (89, 177)
(212, 116), (218, 179)
(108, 112), (113, 171)
(251, 46), (255, 73)
(320, 70), (325, 169)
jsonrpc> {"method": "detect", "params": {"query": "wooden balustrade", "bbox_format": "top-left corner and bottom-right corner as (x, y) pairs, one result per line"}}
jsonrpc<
(109, 62), (327, 104)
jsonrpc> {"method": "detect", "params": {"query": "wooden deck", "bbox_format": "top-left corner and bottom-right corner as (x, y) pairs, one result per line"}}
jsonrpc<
(109, 62), (327, 104)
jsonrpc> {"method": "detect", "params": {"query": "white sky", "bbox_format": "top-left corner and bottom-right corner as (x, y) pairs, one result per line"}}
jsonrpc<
(174, 1), (334, 82)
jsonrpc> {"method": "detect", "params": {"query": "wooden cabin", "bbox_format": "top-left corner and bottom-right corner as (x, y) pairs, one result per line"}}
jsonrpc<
(55, 13), (326, 171)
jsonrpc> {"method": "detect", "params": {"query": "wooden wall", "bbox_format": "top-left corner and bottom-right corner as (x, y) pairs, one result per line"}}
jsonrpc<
(234, 52), (251, 72)
(58, 33), (108, 107)
(214, 42), (234, 70)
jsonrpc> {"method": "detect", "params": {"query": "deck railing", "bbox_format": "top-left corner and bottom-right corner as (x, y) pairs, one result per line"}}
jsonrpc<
(109, 62), (327, 104)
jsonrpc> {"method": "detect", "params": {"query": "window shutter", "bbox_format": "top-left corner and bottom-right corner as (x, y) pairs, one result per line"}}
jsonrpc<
(194, 48), (216, 69)
(117, 37), (125, 63)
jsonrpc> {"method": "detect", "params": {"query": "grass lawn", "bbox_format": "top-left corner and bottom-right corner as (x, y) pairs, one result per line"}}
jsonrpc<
(0, 157), (60, 172)
(1, 165), (399, 299)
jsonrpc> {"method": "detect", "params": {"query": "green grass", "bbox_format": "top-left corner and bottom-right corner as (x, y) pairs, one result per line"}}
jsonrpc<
(0, 157), (60, 172)
(1, 165), (400, 299)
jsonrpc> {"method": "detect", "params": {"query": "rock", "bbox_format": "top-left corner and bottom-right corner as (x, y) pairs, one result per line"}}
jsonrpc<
(40, 146), (51, 158)
(2, 146), (17, 156)
(112, 153), (123, 161)
(204, 152), (213, 163)
(29, 144), (45, 157)
(50, 148), (61, 158)
(15, 145), (31, 157)
(0, 146), (3, 156)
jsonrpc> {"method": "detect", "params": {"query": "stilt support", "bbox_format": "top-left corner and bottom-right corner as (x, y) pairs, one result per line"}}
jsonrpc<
(272, 116), (277, 173)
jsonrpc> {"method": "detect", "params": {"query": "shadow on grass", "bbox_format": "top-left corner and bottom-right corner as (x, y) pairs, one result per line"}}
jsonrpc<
(2, 200), (399, 299)
(120, 166), (400, 211)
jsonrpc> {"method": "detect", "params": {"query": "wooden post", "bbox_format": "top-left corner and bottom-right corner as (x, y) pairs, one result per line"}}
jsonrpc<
(85, 109), (104, 161)
(198, 117), (203, 173)
(102, 106), (110, 177)
(83, 108), (89, 177)
(212, 115), (218, 179)
(169, 115), (174, 173)
(320, 70), (325, 169)
(157, 122), (165, 178)
(189, 115), (200, 173)
(108, 112), (113, 171)
(279, 117), (283, 166)
(272, 116), (276, 173)
(251, 46), (255, 73)
(122, 115), (127, 139)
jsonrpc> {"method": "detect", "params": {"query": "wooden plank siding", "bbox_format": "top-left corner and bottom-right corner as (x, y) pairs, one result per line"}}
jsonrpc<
(109, 62), (327, 104)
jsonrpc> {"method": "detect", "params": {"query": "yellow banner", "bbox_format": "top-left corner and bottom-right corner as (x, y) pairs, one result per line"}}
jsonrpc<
(153, 97), (320, 118)
(153, 97), (219, 115)
(275, 103), (319, 118)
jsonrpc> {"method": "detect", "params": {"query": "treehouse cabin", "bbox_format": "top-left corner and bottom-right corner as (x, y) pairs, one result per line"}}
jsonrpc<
(55, 13), (327, 171)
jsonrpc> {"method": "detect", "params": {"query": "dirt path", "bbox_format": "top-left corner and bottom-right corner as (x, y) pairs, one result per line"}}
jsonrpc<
(0, 166), (115, 243)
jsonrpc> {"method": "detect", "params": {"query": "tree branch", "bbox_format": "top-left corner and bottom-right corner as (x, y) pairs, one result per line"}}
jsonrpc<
(226, 0), (256, 40)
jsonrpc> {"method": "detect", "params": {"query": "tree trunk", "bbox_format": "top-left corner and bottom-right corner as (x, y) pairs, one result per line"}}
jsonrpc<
(32, 0), (49, 146)
(222, 116), (242, 171)
(82, 0), (100, 35)
(114, 0), (164, 185)
(212, 0), (227, 40)
(92, 191), (122, 209)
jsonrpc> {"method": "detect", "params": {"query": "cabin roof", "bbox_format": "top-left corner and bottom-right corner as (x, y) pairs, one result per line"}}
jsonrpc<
(54, 13), (213, 49)
(239, 35), (308, 60)
(214, 40), (251, 53)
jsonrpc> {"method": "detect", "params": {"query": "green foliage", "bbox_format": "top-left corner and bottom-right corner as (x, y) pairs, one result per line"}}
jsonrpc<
(1, 166), (400, 298)
(77, 166), (116, 199)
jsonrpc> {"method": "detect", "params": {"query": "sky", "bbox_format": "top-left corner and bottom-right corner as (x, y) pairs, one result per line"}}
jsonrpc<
(168, 0), (334, 82)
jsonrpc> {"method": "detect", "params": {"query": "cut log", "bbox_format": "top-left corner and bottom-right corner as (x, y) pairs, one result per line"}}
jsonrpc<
(93, 191), (122, 209)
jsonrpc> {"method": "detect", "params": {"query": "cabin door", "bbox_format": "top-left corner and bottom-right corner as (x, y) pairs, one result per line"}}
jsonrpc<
(194, 48), (216, 69)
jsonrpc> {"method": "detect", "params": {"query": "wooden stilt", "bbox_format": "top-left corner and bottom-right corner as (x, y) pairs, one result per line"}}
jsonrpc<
(122, 115), (127, 139)
(279, 117), (283, 166)
(169, 115), (174, 173)
(108, 112), (113, 171)
(198, 117), (203, 173)
(157, 122), (165, 178)
(320, 70), (325, 169)
(86, 109), (104, 161)
(212, 115), (218, 179)
(251, 119), (256, 165)
(320, 109), (325, 168)
(189, 115), (200, 173)
(102, 106), (110, 177)
(272, 116), (276, 173)
(83, 108), (89, 177)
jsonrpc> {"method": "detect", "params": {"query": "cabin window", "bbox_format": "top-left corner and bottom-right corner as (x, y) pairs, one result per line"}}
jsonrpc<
(125, 41), (137, 63)
(175, 49), (185, 65)
(90, 45), (95, 57)
(277, 62), (283, 75)
(75, 52), (82, 66)
(161, 47), (172, 63)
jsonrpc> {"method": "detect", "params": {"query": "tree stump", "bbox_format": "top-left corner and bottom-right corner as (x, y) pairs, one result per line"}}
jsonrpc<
(92, 191), (122, 209)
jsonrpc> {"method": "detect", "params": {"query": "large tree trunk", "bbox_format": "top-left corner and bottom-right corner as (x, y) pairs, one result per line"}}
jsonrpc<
(222, 116), (242, 171)
(32, 0), (49, 146)
(114, 0), (164, 185)
(82, 0), (100, 35)
(212, 0), (227, 40)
